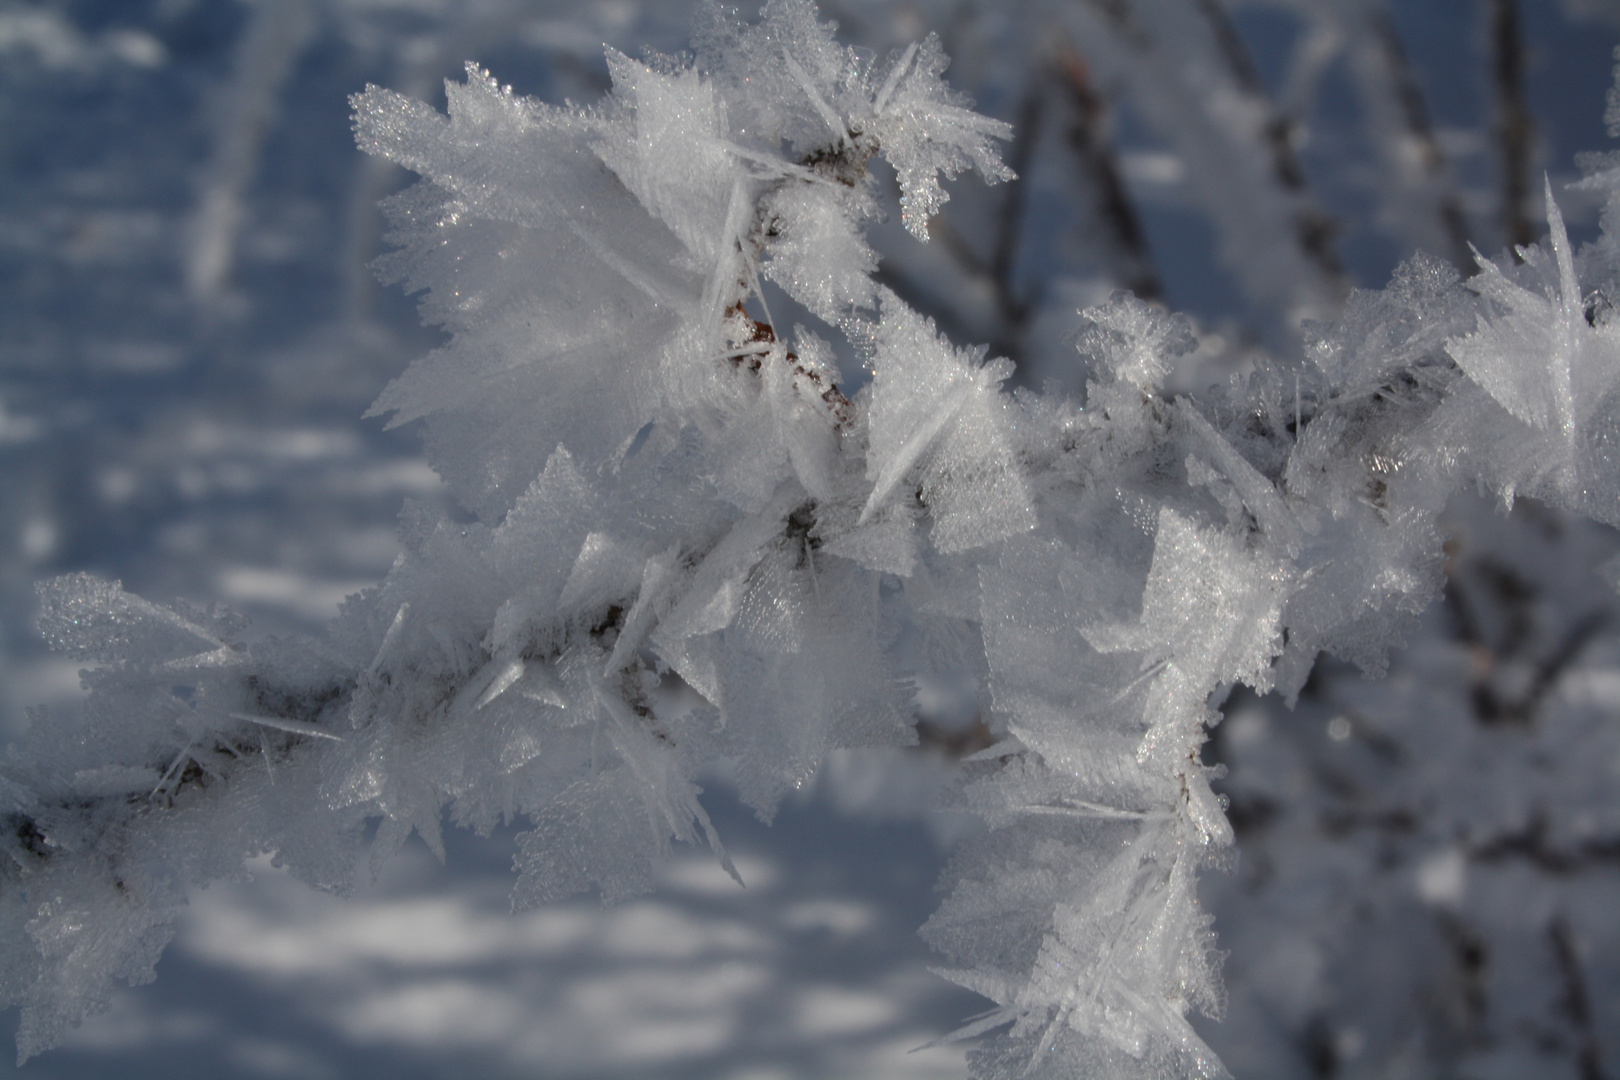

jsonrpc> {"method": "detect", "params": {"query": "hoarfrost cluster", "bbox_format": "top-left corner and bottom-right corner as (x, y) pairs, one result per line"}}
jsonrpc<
(6, 2), (1620, 1078)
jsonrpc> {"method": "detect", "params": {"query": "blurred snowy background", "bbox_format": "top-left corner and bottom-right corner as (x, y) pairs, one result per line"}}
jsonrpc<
(3, 0), (1620, 1076)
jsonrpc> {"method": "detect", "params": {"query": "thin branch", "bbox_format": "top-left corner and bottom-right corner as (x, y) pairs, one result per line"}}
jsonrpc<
(1193, 0), (1344, 283)
(1436, 911), (1490, 1046)
(1474, 813), (1620, 874)
(1445, 551), (1608, 725)
(1058, 49), (1163, 301)
(1491, 0), (1536, 253)
(1550, 916), (1611, 1080)
(1369, 7), (1474, 270)
(988, 87), (1043, 320)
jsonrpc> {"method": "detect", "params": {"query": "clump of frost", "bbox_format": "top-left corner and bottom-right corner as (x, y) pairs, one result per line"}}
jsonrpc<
(859, 291), (1035, 554)
(1072, 290), (1196, 393)
(692, 1), (1013, 238)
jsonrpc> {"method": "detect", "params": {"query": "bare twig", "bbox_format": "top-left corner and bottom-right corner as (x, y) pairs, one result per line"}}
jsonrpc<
(1443, 553), (1608, 725)
(1550, 916), (1612, 1080)
(990, 88), (1044, 318)
(1369, 8), (1474, 270)
(1193, 0), (1344, 283)
(1474, 813), (1620, 874)
(1057, 49), (1163, 301)
(1491, 0), (1536, 253)
(1436, 912), (1490, 1048)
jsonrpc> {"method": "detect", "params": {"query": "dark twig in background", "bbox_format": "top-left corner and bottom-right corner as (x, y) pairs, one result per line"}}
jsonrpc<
(1370, 7), (1475, 271)
(1058, 49), (1162, 301)
(1491, 0), (1536, 252)
(1195, 0), (1344, 284)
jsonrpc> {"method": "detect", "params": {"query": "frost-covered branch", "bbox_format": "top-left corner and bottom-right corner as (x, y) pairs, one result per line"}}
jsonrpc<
(11, 4), (1620, 1078)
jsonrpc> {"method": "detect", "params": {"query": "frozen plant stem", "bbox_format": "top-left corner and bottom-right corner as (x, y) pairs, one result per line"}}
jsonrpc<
(1492, 0), (1536, 253)
(1191, 0), (1344, 286)
(1058, 49), (1164, 303)
(14, 4), (1620, 1079)
(1368, 5), (1475, 271)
